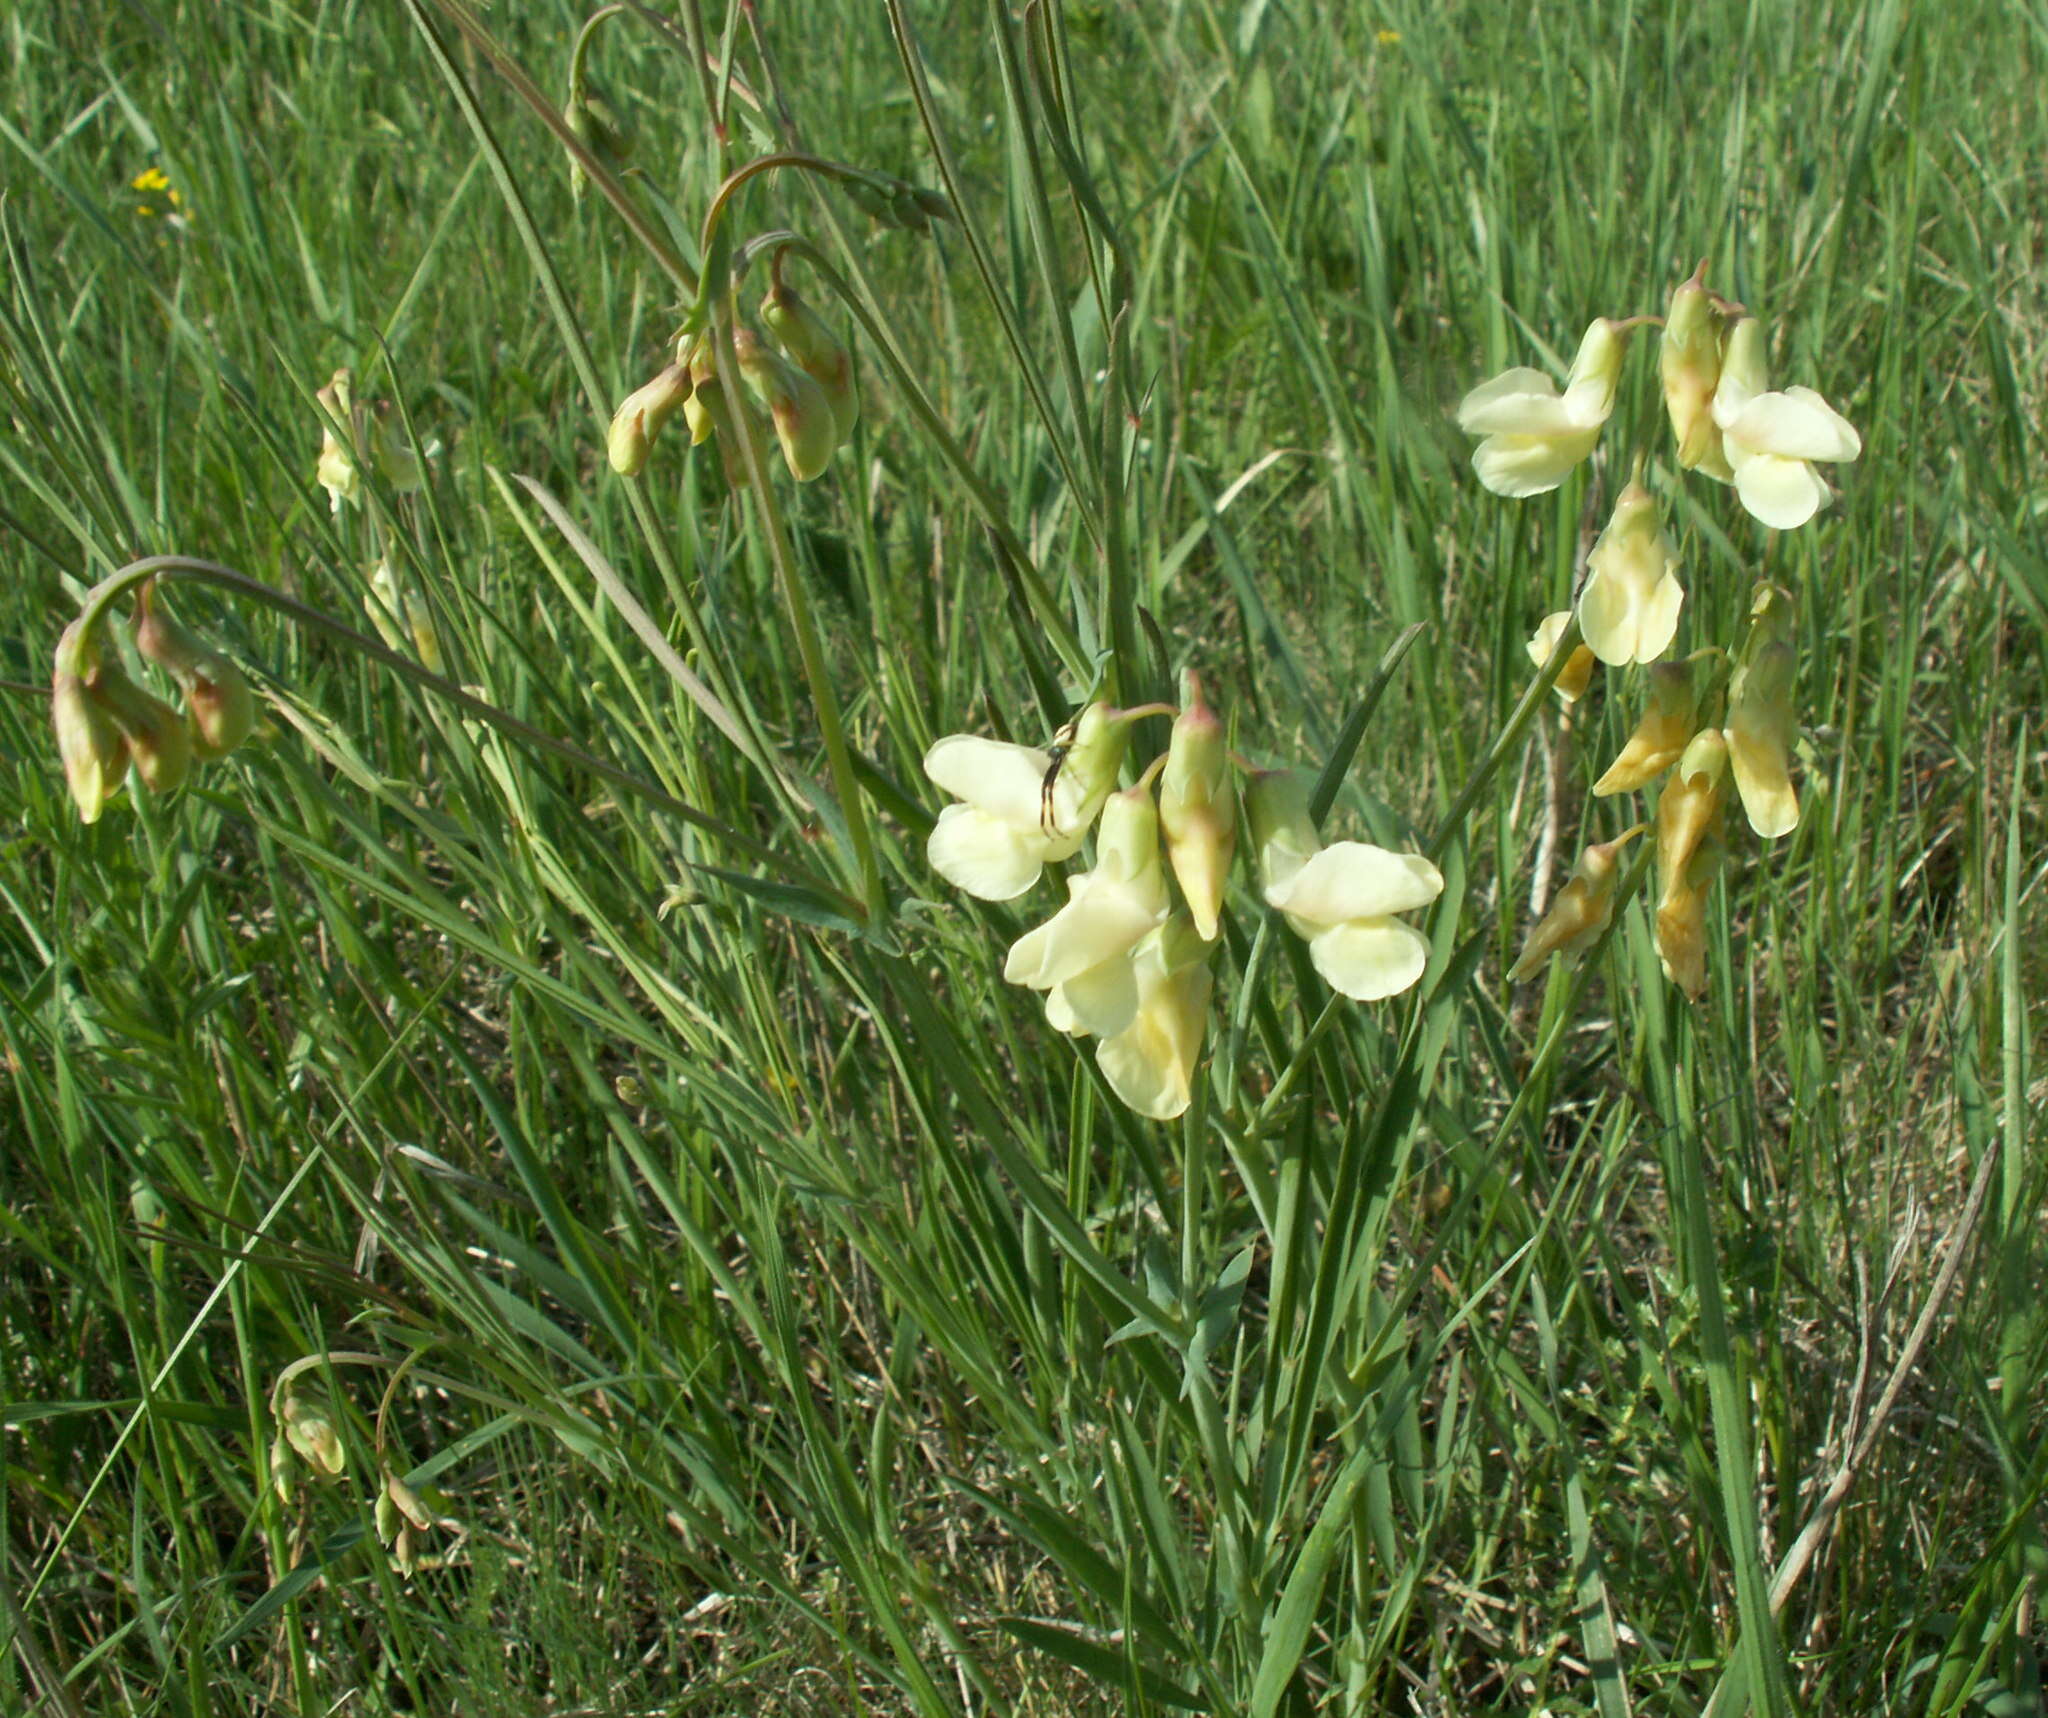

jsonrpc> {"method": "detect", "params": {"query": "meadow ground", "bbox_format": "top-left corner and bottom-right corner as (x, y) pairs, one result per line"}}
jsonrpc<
(2, 1), (2044, 1713)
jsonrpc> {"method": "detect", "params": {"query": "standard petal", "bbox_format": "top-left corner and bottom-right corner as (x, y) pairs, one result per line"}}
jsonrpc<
(927, 804), (1047, 900)
(1003, 883), (1162, 990)
(1267, 842), (1443, 924)
(923, 734), (1053, 822)
(1472, 427), (1600, 497)
(1307, 918), (1430, 1002)
(1579, 567), (1684, 666)
(1724, 712), (1799, 839)
(1455, 369), (1564, 432)
(1780, 388), (1862, 461)
(1728, 390), (1861, 463)
(1096, 959), (1212, 1122)
(1731, 451), (1828, 530)
(1054, 954), (1144, 1040)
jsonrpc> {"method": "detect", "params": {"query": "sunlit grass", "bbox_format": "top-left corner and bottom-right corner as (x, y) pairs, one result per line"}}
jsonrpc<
(1, 2), (2042, 1714)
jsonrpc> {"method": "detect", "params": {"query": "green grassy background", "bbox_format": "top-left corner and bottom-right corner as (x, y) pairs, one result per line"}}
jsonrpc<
(2, 1), (2042, 1713)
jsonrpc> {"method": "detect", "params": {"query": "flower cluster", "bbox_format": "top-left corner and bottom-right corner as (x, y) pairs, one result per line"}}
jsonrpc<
(52, 582), (257, 825)
(923, 679), (1443, 1119)
(608, 278), (857, 486)
(1461, 265), (1859, 997)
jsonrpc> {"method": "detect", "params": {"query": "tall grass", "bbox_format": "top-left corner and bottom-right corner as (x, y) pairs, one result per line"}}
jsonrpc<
(2, 1), (2042, 1714)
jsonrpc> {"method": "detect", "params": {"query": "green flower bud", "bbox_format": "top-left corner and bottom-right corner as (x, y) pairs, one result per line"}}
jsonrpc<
(132, 582), (255, 760)
(607, 363), (692, 476)
(52, 621), (126, 825)
(760, 282), (858, 440)
(93, 665), (193, 796)
(733, 327), (837, 481)
(1158, 676), (1235, 941)
(280, 1396), (345, 1480)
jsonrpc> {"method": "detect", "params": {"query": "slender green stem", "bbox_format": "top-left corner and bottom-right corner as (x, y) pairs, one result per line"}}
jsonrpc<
(70, 556), (820, 886)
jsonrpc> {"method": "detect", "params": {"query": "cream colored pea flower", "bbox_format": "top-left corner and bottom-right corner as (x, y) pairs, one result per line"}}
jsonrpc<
(1095, 916), (1214, 1121)
(1711, 319), (1862, 529)
(1578, 479), (1684, 666)
(924, 701), (1126, 901)
(1457, 319), (1630, 498)
(1005, 787), (1169, 1038)
(1527, 612), (1597, 703)
(1249, 772), (1443, 1002)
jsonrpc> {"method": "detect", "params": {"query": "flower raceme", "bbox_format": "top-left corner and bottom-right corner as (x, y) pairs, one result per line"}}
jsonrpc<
(1456, 318), (1632, 498)
(923, 701), (1126, 901)
(1249, 771), (1443, 1002)
(1004, 786), (1170, 1040)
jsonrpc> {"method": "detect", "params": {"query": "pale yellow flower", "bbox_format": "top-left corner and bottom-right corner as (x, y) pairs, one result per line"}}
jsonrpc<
(1711, 319), (1862, 530)
(1095, 916), (1214, 1120)
(1006, 787), (1170, 1038)
(1249, 772), (1443, 1002)
(1660, 264), (1735, 479)
(1578, 480), (1683, 667)
(925, 701), (1126, 901)
(1457, 319), (1630, 498)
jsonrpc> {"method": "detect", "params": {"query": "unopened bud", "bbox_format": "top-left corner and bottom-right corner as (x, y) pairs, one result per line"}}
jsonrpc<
(280, 1396), (345, 1480)
(1661, 263), (1733, 480)
(607, 363), (691, 476)
(52, 621), (126, 824)
(1594, 661), (1696, 796)
(733, 327), (837, 481)
(133, 582), (255, 760)
(93, 666), (192, 796)
(1245, 769), (1321, 899)
(1654, 729), (1728, 916)
(760, 282), (858, 440)
(563, 83), (630, 203)
(1508, 826), (1645, 981)
(368, 400), (422, 494)
(1158, 677), (1235, 940)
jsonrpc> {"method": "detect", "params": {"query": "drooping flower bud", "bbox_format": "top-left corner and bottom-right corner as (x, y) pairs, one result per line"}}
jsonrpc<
(132, 581), (255, 760)
(364, 555), (444, 676)
(1660, 263), (1734, 480)
(1654, 729), (1728, 916)
(1246, 769), (1321, 901)
(1654, 830), (1727, 1000)
(761, 281), (858, 441)
(607, 363), (692, 476)
(1594, 661), (1696, 796)
(280, 1396), (345, 1480)
(1527, 612), (1597, 703)
(315, 368), (360, 513)
(1508, 825), (1645, 982)
(733, 327), (838, 481)
(1578, 478), (1684, 667)
(93, 666), (193, 796)
(52, 620), (127, 824)
(1158, 676), (1235, 940)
